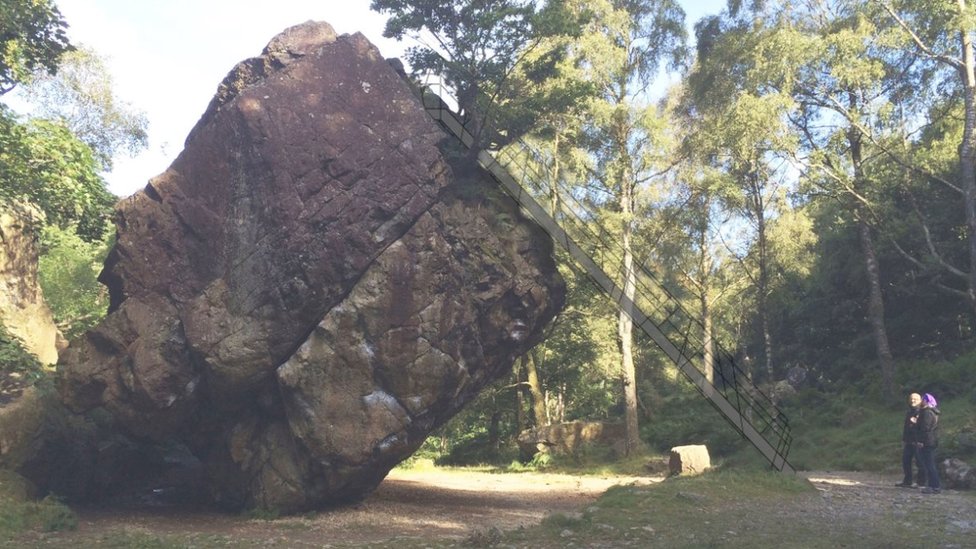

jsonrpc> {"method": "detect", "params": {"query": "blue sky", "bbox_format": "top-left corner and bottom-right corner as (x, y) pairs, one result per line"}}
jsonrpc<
(22, 0), (726, 196)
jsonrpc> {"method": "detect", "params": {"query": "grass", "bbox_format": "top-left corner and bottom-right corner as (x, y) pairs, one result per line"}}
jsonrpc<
(4, 463), (974, 548)
(368, 467), (975, 549)
(0, 471), (77, 541)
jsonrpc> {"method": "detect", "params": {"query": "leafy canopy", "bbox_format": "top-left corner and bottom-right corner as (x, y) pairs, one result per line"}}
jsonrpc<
(37, 225), (111, 340)
(0, 0), (72, 94)
(371, 0), (584, 148)
(18, 46), (149, 171)
(371, 0), (560, 89)
(0, 106), (114, 241)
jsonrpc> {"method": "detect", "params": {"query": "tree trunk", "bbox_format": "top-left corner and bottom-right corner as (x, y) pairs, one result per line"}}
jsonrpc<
(701, 290), (714, 385)
(750, 169), (775, 381)
(459, 82), (483, 160)
(958, 8), (976, 315)
(488, 409), (501, 451)
(618, 158), (640, 457)
(857, 215), (896, 398)
(549, 133), (561, 217)
(698, 193), (715, 384)
(619, 234), (639, 456)
(847, 118), (897, 399)
(514, 357), (526, 432)
(524, 352), (547, 428)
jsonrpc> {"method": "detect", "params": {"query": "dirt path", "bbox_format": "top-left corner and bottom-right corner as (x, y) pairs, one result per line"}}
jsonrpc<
(19, 469), (660, 547)
(13, 469), (975, 547)
(799, 471), (976, 539)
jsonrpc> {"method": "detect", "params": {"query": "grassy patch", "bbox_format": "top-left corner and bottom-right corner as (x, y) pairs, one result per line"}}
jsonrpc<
(0, 471), (77, 540)
(374, 467), (973, 548)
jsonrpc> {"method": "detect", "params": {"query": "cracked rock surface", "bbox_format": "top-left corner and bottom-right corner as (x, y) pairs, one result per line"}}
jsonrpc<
(27, 21), (564, 512)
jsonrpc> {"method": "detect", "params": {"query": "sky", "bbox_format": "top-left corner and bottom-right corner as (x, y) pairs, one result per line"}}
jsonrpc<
(13, 0), (726, 197)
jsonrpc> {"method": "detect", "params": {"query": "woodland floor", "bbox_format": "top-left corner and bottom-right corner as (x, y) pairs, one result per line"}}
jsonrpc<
(7, 469), (976, 547)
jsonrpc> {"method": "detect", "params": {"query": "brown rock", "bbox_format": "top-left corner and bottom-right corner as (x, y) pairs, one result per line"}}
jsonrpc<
(0, 203), (63, 365)
(47, 21), (564, 512)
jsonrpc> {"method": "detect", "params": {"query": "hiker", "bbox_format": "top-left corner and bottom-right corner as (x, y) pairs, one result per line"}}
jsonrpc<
(916, 392), (942, 494)
(897, 392), (926, 488)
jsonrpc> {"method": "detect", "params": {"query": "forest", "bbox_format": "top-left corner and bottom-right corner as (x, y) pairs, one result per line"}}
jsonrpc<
(2, 0), (976, 483)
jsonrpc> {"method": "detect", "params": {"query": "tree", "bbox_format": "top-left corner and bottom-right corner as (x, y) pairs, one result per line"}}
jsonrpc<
(0, 0), (71, 95)
(651, 157), (743, 384)
(37, 225), (111, 340)
(687, 1), (915, 396)
(18, 45), (149, 171)
(683, 13), (799, 382)
(370, 0), (582, 152)
(577, 0), (686, 455)
(875, 0), (976, 319)
(0, 106), (113, 241)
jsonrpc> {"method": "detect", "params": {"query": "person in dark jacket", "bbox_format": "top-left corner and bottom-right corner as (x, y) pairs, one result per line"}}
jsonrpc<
(897, 392), (926, 488)
(916, 393), (941, 494)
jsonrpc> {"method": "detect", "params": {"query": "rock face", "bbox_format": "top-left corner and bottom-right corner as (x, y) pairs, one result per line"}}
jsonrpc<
(50, 21), (563, 511)
(0, 203), (63, 365)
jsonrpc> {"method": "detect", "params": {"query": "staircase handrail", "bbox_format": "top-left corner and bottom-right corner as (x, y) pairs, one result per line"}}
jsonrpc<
(416, 80), (794, 473)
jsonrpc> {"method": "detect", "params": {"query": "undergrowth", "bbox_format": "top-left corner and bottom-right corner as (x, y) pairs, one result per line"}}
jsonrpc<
(0, 470), (77, 539)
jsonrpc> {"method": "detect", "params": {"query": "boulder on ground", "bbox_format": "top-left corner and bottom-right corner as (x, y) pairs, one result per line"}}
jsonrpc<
(3, 20), (565, 513)
(517, 421), (625, 460)
(942, 458), (975, 490)
(669, 445), (711, 476)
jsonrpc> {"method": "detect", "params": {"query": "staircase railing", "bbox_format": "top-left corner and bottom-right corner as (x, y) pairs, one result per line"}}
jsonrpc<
(417, 81), (794, 473)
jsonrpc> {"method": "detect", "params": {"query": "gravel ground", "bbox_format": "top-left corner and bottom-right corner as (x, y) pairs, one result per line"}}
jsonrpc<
(9, 469), (975, 547)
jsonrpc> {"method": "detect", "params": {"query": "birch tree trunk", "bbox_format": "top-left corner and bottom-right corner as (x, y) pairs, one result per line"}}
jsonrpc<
(847, 115), (896, 399)
(958, 4), (976, 314)
(615, 108), (640, 456)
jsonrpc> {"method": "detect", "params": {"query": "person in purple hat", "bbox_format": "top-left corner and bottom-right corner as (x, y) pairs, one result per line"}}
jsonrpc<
(915, 393), (941, 494)
(896, 392), (926, 488)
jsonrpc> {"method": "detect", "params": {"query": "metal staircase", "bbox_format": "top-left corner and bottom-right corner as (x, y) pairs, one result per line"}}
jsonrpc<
(417, 82), (794, 474)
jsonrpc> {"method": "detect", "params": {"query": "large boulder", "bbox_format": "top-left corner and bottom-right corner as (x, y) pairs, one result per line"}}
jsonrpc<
(44, 21), (563, 512)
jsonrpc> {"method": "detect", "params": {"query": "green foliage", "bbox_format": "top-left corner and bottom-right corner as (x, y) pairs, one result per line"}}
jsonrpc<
(896, 353), (976, 399)
(0, 480), (78, 538)
(772, 350), (976, 471)
(0, 106), (114, 242)
(372, 0), (588, 149)
(37, 224), (111, 340)
(373, 0), (537, 86)
(18, 45), (149, 170)
(642, 392), (748, 458)
(0, 0), (72, 95)
(528, 262), (620, 420)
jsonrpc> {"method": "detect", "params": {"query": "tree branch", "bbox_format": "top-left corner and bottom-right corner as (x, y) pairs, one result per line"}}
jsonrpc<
(877, 1), (964, 70)
(903, 189), (968, 279)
